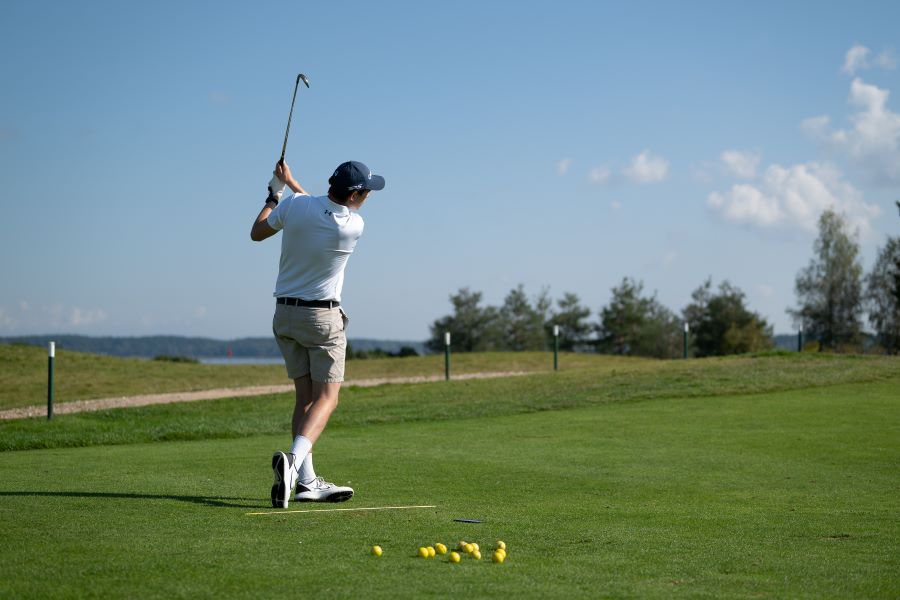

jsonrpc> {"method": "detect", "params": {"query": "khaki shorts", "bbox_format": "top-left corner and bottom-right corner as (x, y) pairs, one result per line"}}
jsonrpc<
(272, 304), (349, 383)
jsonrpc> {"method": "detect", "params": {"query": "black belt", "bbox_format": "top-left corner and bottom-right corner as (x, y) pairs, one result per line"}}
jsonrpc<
(276, 297), (340, 308)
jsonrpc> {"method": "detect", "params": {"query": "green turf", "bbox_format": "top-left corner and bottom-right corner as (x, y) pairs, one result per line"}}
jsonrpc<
(1, 377), (898, 598)
(2, 353), (898, 452)
(0, 343), (629, 410)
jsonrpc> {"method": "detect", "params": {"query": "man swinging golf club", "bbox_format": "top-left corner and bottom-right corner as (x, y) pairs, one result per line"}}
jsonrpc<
(250, 159), (385, 508)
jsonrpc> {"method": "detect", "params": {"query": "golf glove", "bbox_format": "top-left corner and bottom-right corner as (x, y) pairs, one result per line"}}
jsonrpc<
(267, 175), (286, 203)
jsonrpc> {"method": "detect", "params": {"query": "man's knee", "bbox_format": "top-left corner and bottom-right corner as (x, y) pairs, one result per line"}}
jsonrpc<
(312, 381), (342, 404)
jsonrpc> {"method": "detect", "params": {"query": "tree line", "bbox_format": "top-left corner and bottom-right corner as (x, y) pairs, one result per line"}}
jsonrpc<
(791, 207), (900, 353)
(429, 207), (900, 357)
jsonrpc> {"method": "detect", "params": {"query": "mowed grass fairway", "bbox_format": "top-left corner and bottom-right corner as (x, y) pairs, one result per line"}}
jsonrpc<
(0, 344), (626, 410)
(1, 353), (898, 598)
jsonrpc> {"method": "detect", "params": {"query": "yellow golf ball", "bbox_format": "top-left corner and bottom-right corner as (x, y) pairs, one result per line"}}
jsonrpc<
(427, 546), (436, 558)
(473, 550), (482, 560)
(458, 540), (467, 550)
(464, 543), (474, 554)
(496, 548), (507, 560)
(449, 551), (461, 563)
(472, 542), (479, 551)
(418, 547), (429, 558)
(372, 545), (383, 557)
(492, 550), (505, 563)
(496, 540), (506, 551)
(435, 543), (448, 554)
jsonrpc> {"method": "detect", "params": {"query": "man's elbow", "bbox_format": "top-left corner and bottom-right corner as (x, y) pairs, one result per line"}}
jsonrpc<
(250, 223), (266, 241)
(251, 222), (277, 242)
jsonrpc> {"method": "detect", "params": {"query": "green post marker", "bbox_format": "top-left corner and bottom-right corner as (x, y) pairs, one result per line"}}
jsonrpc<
(683, 322), (689, 359)
(553, 324), (559, 371)
(47, 341), (55, 420)
(444, 332), (451, 381)
(798, 329), (803, 352)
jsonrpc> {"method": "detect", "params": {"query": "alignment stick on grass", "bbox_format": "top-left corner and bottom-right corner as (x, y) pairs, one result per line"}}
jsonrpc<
(247, 504), (437, 516)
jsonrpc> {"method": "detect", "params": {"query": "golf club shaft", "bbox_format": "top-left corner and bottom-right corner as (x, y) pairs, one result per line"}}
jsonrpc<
(279, 76), (302, 165)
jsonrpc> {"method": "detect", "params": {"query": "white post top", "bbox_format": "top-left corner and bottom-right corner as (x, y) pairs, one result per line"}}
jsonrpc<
(553, 325), (559, 337)
(684, 322), (690, 333)
(444, 332), (451, 346)
(49, 341), (55, 357)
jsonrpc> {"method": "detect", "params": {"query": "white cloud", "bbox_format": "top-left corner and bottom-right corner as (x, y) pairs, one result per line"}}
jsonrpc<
(0, 303), (109, 332)
(624, 150), (669, 184)
(0, 307), (16, 328)
(843, 44), (870, 75)
(69, 307), (108, 327)
(876, 48), (897, 70)
(800, 115), (830, 138)
(721, 150), (760, 179)
(707, 161), (880, 236)
(803, 78), (900, 185)
(588, 165), (611, 184)
(556, 158), (572, 175)
(841, 44), (896, 75)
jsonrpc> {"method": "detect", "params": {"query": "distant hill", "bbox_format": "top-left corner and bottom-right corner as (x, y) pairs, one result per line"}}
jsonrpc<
(0, 335), (429, 359)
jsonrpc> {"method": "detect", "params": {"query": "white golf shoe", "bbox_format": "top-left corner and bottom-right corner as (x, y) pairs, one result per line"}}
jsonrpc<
(294, 477), (354, 503)
(271, 451), (298, 509)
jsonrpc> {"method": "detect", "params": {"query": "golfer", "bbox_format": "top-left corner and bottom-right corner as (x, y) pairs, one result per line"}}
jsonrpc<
(250, 159), (385, 508)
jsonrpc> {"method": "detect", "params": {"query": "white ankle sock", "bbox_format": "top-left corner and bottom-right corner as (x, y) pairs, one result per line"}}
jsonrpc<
(289, 435), (312, 471)
(298, 453), (317, 483)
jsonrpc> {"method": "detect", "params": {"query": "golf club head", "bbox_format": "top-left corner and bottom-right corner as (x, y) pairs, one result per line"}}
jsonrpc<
(298, 73), (310, 88)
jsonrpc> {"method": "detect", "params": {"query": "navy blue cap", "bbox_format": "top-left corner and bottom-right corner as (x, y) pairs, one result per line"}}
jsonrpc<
(328, 161), (385, 192)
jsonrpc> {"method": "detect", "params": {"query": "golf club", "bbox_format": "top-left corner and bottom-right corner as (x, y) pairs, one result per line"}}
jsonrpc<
(280, 73), (310, 165)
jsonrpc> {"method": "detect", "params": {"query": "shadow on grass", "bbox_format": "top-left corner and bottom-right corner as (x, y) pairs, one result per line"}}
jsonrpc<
(0, 490), (266, 509)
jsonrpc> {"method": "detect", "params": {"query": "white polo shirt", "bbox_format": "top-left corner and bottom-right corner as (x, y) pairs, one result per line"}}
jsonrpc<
(266, 193), (364, 301)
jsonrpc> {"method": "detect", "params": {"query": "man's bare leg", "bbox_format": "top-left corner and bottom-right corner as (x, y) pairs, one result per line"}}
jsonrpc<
(291, 375), (313, 437)
(287, 377), (352, 501)
(290, 377), (340, 479)
(289, 376), (341, 455)
(298, 380), (341, 443)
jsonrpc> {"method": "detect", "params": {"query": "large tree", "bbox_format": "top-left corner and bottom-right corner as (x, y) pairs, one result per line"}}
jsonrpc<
(683, 279), (773, 357)
(866, 236), (900, 354)
(550, 292), (593, 351)
(598, 278), (681, 358)
(498, 285), (550, 351)
(427, 288), (500, 352)
(789, 209), (865, 351)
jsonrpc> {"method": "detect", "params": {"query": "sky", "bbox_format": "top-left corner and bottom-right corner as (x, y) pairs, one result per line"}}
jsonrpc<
(1, 0), (899, 342)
